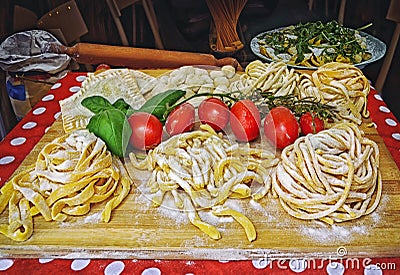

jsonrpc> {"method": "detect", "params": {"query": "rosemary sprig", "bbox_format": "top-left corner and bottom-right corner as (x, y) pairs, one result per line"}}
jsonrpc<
(253, 90), (336, 120)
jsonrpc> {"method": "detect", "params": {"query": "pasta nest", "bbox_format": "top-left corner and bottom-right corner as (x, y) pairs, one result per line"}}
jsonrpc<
(233, 61), (370, 125)
(127, 124), (279, 241)
(272, 122), (382, 224)
(234, 60), (299, 97)
(0, 129), (131, 241)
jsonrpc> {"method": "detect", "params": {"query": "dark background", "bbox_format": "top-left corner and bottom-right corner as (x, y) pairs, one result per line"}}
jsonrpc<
(1, 0), (399, 136)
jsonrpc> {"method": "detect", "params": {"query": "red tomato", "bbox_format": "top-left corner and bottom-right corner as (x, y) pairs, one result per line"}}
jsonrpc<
(165, 102), (195, 136)
(299, 112), (325, 135)
(229, 100), (261, 142)
(198, 98), (230, 131)
(264, 106), (299, 149)
(95, 63), (111, 72)
(128, 112), (163, 150)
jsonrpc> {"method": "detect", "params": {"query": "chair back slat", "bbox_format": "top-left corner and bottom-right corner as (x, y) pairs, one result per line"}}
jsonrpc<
(387, 0), (400, 23)
(37, 0), (88, 45)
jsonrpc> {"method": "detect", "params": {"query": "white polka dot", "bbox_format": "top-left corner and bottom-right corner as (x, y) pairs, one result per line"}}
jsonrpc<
(45, 127), (51, 133)
(218, 260), (229, 263)
(252, 258), (270, 269)
(22, 121), (37, 129)
(289, 259), (307, 273)
(385, 118), (398, 127)
(33, 107), (46, 115)
(69, 86), (81, 93)
(10, 137), (26, 146)
(42, 94), (55, 101)
(0, 156), (15, 165)
(59, 71), (68, 79)
(141, 267), (161, 275)
(76, 75), (87, 82)
(374, 94), (383, 101)
(104, 261), (125, 275)
(39, 258), (54, 264)
(378, 106), (390, 113)
(327, 262), (345, 275)
(0, 259), (13, 271)
(51, 83), (61, 90)
(364, 264), (383, 275)
(392, 133), (400, 141)
(54, 112), (62, 120)
(71, 259), (90, 271)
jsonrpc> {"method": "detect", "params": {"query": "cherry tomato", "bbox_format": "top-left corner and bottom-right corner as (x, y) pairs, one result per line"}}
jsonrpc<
(299, 112), (325, 135)
(229, 100), (261, 142)
(165, 102), (195, 136)
(264, 106), (299, 149)
(95, 63), (111, 72)
(128, 112), (163, 150)
(198, 97), (230, 131)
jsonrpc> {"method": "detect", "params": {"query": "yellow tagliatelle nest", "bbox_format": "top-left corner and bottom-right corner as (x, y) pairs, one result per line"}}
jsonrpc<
(272, 123), (382, 224)
(0, 129), (131, 241)
(308, 62), (370, 124)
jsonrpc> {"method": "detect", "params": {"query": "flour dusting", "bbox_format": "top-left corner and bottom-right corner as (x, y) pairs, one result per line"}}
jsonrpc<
(181, 235), (208, 247)
(84, 212), (101, 223)
(300, 224), (353, 243)
(59, 212), (101, 227)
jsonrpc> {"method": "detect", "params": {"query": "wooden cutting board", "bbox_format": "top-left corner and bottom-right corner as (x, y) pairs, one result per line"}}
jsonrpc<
(0, 71), (399, 260)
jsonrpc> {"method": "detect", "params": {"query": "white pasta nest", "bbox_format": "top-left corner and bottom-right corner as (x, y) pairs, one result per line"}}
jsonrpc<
(272, 122), (382, 224)
(127, 124), (279, 241)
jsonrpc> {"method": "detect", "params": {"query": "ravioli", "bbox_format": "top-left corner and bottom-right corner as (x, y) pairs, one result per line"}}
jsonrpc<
(60, 69), (153, 133)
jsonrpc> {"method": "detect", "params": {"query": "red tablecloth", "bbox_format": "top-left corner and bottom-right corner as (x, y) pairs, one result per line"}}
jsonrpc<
(0, 72), (399, 275)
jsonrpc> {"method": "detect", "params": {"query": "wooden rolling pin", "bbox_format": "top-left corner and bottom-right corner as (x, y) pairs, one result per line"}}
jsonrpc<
(49, 43), (243, 71)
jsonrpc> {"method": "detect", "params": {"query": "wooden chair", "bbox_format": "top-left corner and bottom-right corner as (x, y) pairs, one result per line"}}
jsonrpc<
(375, 0), (400, 93)
(337, 0), (346, 24)
(308, 0), (346, 24)
(36, 0), (88, 46)
(105, 0), (164, 49)
(13, 5), (38, 32)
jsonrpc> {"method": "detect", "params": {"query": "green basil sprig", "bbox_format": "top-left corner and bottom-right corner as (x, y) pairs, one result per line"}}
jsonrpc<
(87, 108), (131, 157)
(81, 95), (115, 114)
(82, 96), (132, 157)
(81, 89), (186, 157)
(129, 89), (186, 122)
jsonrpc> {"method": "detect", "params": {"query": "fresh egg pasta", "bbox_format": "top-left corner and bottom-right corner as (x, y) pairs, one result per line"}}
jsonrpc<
(127, 124), (279, 241)
(272, 123), (382, 224)
(0, 129), (130, 241)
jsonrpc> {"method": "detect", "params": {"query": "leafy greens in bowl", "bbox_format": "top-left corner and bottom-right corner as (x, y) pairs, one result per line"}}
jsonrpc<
(251, 21), (386, 69)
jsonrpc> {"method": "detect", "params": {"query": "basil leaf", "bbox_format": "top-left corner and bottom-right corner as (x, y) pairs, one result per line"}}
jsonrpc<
(112, 98), (132, 114)
(81, 96), (114, 114)
(138, 89), (186, 122)
(87, 109), (132, 157)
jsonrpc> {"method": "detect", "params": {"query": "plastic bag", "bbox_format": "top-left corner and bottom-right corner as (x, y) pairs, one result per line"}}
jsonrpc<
(0, 30), (70, 73)
(0, 30), (71, 119)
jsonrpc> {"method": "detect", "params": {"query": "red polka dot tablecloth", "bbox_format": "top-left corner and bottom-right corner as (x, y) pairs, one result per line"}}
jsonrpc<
(0, 72), (399, 275)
